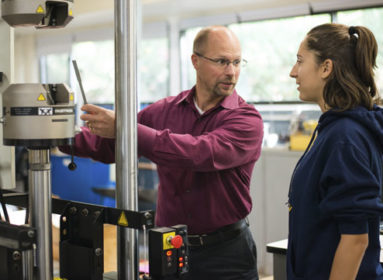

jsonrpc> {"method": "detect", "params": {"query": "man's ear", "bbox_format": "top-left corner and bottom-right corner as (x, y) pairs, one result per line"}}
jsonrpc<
(321, 59), (333, 79)
(191, 54), (199, 70)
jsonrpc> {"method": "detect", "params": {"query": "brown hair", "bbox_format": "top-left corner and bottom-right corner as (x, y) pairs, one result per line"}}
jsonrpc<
(305, 23), (379, 110)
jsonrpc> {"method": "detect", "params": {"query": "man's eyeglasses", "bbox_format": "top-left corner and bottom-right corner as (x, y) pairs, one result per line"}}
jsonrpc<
(194, 52), (247, 68)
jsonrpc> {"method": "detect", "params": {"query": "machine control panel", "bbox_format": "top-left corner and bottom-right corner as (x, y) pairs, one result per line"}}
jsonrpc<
(149, 224), (189, 279)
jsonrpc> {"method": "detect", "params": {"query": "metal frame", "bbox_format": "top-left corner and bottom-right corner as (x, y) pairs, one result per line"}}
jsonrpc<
(0, 191), (155, 279)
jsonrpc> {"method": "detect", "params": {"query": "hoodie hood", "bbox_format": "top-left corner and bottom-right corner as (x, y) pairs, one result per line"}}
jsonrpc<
(318, 105), (383, 148)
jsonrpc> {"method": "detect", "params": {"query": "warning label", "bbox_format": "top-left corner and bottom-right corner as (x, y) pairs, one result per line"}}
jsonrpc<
(118, 212), (129, 227)
(36, 5), (45, 14)
(37, 93), (46, 101)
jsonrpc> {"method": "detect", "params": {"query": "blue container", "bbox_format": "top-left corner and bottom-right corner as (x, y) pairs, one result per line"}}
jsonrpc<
(51, 155), (115, 207)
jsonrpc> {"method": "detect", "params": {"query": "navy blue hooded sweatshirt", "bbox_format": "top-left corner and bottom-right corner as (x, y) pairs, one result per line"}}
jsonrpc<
(287, 105), (383, 280)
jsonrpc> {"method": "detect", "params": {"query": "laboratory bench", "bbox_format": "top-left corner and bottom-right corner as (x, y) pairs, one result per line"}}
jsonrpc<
(266, 235), (383, 280)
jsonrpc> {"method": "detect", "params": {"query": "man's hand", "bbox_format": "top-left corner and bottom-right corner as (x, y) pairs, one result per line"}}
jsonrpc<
(80, 104), (116, 138)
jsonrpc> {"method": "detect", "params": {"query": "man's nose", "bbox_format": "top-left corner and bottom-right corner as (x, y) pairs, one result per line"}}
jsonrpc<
(224, 63), (236, 75)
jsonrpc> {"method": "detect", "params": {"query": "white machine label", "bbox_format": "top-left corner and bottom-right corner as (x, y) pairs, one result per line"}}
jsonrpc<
(10, 107), (75, 116)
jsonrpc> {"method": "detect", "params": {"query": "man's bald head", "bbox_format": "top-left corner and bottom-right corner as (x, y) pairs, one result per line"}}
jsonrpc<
(193, 25), (240, 55)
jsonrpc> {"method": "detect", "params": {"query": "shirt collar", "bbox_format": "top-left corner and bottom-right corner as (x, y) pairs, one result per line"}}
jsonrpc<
(176, 86), (240, 110)
(175, 87), (195, 105)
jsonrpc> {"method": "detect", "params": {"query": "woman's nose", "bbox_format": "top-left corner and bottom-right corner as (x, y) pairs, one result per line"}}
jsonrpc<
(290, 65), (297, 78)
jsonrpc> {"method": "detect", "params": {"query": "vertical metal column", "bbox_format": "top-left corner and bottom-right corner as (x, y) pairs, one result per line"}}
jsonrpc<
(28, 149), (53, 280)
(114, 0), (139, 279)
(22, 249), (34, 280)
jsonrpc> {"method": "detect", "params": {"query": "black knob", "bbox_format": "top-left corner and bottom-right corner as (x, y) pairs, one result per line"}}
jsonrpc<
(68, 145), (77, 171)
(68, 161), (77, 171)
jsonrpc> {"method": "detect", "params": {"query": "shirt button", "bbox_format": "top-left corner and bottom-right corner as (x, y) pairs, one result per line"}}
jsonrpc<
(185, 189), (191, 193)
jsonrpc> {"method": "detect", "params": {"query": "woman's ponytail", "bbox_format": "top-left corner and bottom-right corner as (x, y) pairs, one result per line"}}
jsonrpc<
(351, 25), (378, 98)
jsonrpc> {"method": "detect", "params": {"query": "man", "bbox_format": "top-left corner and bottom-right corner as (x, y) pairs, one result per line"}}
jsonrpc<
(62, 25), (263, 279)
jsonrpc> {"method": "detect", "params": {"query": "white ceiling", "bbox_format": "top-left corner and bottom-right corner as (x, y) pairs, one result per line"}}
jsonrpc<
(72, 0), (383, 26)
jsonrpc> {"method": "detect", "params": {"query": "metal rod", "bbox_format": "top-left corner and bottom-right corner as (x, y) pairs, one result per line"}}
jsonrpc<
(114, 0), (139, 279)
(28, 149), (52, 280)
(72, 60), (88, 104)
(22, 250), (34, 280)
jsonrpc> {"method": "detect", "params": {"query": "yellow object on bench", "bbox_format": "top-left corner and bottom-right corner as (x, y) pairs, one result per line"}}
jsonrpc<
(289, 120), (318, 151)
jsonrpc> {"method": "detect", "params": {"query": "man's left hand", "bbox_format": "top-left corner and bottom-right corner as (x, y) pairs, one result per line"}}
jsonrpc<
(80, 104), (116, 139)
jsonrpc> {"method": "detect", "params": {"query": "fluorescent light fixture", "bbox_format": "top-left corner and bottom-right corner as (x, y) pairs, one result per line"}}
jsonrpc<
(311, 0), (383, 12)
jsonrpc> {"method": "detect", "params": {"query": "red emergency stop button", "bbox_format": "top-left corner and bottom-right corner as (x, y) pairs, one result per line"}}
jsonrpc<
(170, 235), (183, 248)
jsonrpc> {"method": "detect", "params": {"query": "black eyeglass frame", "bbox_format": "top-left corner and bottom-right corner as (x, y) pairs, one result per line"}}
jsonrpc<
(194, 52), (247, 68)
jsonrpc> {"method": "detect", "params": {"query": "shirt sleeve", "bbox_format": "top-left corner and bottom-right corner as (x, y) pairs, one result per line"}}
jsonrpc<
(58, 127), (115, 164)
(137, 108), (263, 172)
(318, 142), (383, 234)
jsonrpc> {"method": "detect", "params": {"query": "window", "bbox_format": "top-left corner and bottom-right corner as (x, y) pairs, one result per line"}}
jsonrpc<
(180, 27), (201, 92)
(40, 37), (170, 105)
(38, 7), (383, 105)
(40, 53), (70, 85)
(139, 37), (170, 103)
(230, 14), (331, 102)
(72, 40), (115, 104)
(180, 15), (331, 102)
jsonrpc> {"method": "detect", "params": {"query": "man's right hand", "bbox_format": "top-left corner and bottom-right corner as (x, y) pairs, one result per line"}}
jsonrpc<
(80, 104), (116, 139)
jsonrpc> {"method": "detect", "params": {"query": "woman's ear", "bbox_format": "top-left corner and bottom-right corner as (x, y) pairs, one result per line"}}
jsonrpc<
(321, 59), (333, 79)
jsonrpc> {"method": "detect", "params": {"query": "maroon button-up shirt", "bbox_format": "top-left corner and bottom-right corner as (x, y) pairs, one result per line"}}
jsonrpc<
(61, 87), (263, 234)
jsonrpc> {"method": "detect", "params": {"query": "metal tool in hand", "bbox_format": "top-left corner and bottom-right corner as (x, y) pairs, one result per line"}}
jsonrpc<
(72, 60), (88, 104)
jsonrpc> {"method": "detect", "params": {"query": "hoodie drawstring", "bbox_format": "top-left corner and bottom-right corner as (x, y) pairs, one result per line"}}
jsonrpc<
(287, 125), (320, 209)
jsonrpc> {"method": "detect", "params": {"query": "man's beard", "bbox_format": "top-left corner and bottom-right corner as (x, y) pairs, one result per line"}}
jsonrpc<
(212, 80), (236, 97)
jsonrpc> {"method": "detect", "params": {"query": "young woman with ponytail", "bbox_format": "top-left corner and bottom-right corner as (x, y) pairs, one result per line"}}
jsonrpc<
(288, 23), (383, 279)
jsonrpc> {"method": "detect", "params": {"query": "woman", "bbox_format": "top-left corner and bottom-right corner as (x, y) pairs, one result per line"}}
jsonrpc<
(288, 23), (383, 279)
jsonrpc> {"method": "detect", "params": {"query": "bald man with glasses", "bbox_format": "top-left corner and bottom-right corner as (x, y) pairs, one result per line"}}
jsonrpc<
(61, 25), (263, 280)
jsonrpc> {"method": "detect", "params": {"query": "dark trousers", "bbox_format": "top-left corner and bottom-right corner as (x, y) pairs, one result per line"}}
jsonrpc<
(186, 226), (259, 280)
